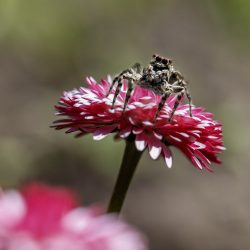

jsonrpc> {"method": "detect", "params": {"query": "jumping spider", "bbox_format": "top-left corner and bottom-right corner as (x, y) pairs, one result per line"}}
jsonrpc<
(106, 54), (192, 122)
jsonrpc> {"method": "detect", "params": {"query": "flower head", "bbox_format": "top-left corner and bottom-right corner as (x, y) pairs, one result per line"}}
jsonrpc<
(0, 183), (147, 250)
(52, 77), (225, 171)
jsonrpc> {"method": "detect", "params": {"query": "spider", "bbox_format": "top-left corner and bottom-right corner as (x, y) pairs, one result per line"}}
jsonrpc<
(106, 54), (192, 122)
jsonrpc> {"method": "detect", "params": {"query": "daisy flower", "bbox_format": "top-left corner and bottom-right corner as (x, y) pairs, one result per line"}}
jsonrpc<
(53, 77), (225, 172)
(0, 183), (148, 250)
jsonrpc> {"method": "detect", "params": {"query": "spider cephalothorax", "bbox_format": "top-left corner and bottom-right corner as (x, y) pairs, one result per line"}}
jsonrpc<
(107, 54), (192, 121)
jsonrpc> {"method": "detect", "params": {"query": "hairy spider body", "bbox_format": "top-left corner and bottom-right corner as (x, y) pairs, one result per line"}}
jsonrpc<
(107, 54), (192, 121)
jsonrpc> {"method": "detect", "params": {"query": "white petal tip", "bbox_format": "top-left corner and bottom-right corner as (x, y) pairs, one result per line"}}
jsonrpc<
(120, 132), (131, 138)
(142, 121), (153, 126)
(165, 157), (172, 168)
(149, 146), (162, 160)
(193, 157), (203, 170)
(93, 134), (107, 141)
(135, 140), (146, 151)
(109, 109), (115, 113)
(216, 146), (226, 150)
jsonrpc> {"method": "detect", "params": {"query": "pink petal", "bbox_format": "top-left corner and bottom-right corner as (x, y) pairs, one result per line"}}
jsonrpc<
(135, 134), (148, 151)
(162, 145), (173, 168)
(0, 191), (26, 228)
(119, 128), (132, 138)
(132, 127), (144, 135)
(93, 125), (116, 141)
(153, 131), (163, 140)
(148, 137), (162, 160)
(191, 156), (203, 170)
(192, 141), (206, 150)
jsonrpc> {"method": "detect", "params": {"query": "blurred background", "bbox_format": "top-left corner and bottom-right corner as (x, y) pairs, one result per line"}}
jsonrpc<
(0, 0), (249, 249)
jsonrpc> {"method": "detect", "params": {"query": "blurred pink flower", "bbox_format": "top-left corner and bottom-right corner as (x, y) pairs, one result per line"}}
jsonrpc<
(0, 183), (148, 250)
(52, 77), (225, 171)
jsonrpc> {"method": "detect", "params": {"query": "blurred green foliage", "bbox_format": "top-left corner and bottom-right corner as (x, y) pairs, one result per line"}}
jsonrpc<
(216, 0), (250, 45)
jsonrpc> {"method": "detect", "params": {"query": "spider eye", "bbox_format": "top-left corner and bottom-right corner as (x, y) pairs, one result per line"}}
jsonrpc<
(155, 56), (161, 62)
(162, 59), (168, 64)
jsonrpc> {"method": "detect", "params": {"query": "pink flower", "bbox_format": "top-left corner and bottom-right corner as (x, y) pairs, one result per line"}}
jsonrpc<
(0, 183), (148, 250)
(52, 77), (225, 171)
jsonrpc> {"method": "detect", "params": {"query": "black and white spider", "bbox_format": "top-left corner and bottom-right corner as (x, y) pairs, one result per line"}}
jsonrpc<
(106, 54), (192, 121)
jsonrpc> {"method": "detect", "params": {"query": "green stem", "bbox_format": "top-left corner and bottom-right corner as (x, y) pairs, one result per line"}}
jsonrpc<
(107, 136), (143, 214)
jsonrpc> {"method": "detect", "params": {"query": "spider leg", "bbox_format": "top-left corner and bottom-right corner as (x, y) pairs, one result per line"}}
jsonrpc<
(106, 69), (130, 97)
(122, 79), (134, 113)
(153, 92), (171, 122)
(132, 63), (142, 74)
(184, 86), (192, 117)
(106, 78), (118, 97)
(111, 77), (123, 108)
(168, 91), (184, 122)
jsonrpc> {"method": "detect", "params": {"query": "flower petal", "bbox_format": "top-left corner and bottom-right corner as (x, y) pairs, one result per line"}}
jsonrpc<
(53, 76), (224, 171)
(191, 156), (203, 170)
(148, 137), (162, 160)
(135, 133), (148, 151)
(162, 145), (173, 168)
(93, 125), (116, 141)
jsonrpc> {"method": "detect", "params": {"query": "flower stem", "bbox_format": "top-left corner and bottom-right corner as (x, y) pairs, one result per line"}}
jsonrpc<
(107, 136), (143, 214)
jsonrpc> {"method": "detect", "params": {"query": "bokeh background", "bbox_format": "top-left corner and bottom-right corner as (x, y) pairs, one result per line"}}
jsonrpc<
(0, 0), (249, 249)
